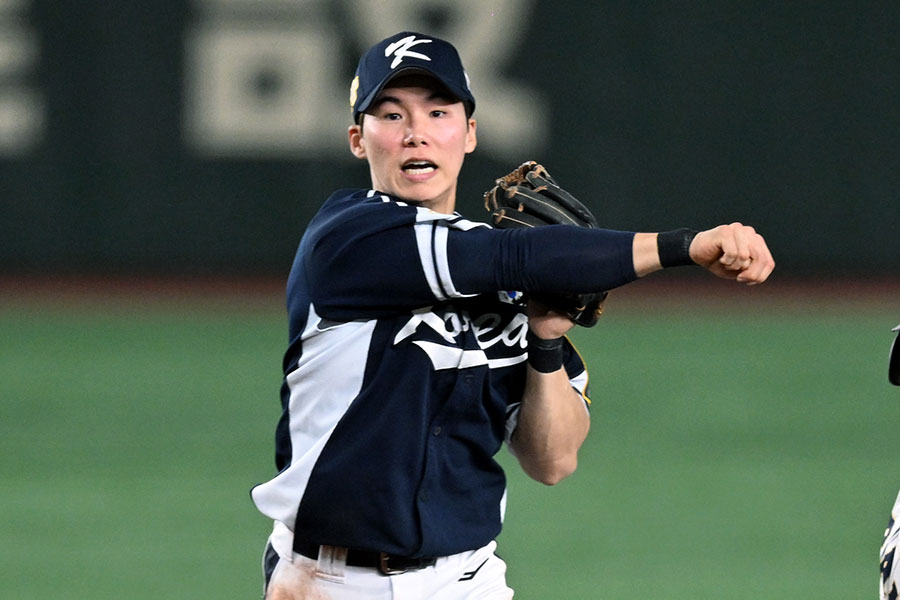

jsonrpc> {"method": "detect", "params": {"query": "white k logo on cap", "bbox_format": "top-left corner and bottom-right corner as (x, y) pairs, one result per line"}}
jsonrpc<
(384, 35), (433, 69)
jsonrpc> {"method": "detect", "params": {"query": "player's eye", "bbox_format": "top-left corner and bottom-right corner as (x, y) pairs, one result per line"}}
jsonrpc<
(430, 109), (446, 117)
(384, 112), (402, 120)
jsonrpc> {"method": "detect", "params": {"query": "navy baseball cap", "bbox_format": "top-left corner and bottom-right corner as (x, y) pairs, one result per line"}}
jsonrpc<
(349, 31), (475, 123)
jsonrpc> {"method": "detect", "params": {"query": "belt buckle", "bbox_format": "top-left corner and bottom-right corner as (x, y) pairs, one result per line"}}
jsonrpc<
(378, 552), (408, 576)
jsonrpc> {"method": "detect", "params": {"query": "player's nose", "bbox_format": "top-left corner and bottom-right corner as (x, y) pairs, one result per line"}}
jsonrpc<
(403, 117), (428, 147)
(403, 131), (428, 146)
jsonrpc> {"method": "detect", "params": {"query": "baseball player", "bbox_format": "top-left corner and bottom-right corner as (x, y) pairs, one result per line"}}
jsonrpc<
(251, 31), (775, 599)
(879, 324), (900, 600)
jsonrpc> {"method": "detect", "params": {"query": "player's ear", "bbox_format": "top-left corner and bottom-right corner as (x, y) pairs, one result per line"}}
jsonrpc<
(464, 118), (477, 154)
(348, 123), (367, 159)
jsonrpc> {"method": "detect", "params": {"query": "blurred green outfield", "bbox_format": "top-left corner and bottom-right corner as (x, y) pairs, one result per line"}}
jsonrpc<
(2, 280), (898, 599)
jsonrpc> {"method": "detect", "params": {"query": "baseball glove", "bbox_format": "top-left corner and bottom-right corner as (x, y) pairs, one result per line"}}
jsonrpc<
(483, 161), (608, 327)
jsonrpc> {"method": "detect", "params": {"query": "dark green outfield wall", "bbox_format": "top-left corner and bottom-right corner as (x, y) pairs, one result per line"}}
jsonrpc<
(1, 1), (897, 277)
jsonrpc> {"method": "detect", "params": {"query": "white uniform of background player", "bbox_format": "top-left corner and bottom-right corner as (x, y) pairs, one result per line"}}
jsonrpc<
(878, 324), (900, 600)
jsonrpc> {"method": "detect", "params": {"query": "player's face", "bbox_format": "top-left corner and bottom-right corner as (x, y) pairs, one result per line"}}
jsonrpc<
(348, 77), (477, 213)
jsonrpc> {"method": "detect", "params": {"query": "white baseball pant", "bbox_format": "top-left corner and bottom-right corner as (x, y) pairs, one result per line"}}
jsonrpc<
(262, 521), (514, 599)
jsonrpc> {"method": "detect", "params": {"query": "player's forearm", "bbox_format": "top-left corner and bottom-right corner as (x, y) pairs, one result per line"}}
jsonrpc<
(510, 367), (590, 486)
(632, 230), (701, 277)
(632, 232), (664, 277)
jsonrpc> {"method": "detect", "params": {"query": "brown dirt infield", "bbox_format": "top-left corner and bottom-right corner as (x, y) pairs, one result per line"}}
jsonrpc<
(1, 274), (897, 316)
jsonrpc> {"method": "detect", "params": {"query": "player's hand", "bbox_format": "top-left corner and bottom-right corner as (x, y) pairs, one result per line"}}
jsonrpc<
(527, 299), (576, 339)
(689, 222), (775, 284)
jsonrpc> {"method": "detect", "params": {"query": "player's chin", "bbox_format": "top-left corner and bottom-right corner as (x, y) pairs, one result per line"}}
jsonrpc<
(398, 183), (451, 207)
(399, 179), (442, 200)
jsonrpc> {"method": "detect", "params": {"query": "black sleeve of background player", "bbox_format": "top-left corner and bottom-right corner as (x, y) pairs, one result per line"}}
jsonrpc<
(447, 224), (638, 295)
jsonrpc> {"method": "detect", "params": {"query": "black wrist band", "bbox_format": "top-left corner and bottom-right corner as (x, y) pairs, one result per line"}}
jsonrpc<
(526, 330), (564, 373)
(657, 228), (699, 268)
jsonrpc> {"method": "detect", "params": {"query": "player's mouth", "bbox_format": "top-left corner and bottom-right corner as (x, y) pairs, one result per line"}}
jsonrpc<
(401, 160), (437, 176)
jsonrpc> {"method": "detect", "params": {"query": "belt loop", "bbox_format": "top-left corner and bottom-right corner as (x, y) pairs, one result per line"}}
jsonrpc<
(315, 545), (347, 583)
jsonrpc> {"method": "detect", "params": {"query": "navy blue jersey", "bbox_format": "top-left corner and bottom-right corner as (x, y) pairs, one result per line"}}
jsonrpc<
(251, 189), (637, 558)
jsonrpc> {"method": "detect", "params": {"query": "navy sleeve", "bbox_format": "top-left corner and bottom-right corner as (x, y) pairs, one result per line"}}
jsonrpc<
(304, 191), (637, 320)
(303, 194), (439, 317)
(446, 225), (637, 295)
